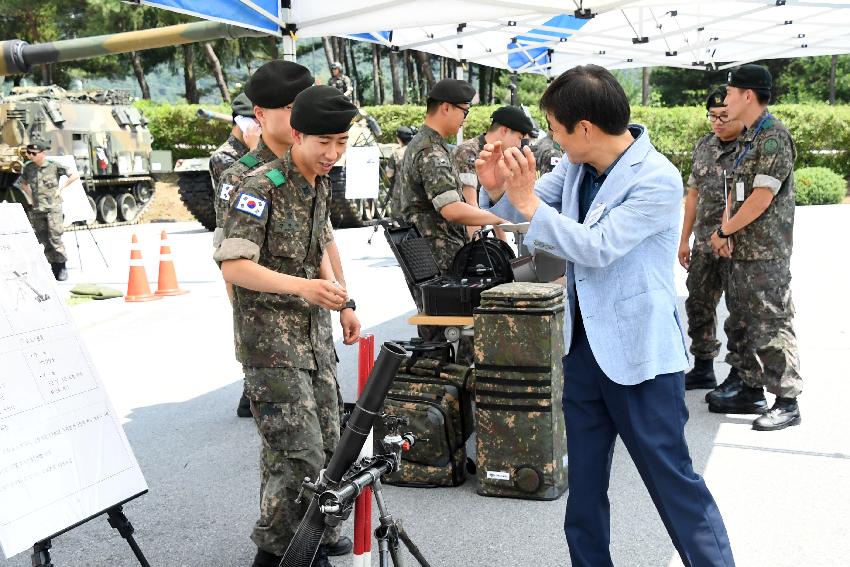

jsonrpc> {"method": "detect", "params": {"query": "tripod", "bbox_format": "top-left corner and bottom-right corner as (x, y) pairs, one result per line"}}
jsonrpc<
(307, 416), (432, 567)
(71, 221), (109, 270)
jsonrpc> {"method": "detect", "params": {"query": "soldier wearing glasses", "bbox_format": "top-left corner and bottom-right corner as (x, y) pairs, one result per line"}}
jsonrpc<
(679, 88), (746, 393)
(19, 138), (79, 281)
(398, 78), (505, 274)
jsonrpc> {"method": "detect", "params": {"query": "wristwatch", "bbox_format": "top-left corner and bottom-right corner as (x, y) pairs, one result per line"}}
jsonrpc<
(342, 299), (356, 312)
(716, 226), (730, 239)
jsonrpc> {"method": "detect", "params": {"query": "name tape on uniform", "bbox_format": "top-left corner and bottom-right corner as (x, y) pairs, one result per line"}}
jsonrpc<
(486, 470), (510, 481)
(234, 193), (267, 218)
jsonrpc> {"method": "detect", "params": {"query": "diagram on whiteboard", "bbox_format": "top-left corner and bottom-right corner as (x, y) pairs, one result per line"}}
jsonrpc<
(0, 203), (148, 560)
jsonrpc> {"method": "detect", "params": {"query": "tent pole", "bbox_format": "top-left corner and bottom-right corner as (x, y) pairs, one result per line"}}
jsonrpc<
(281, 1), (296, 61)
(457, 23), (466, 144)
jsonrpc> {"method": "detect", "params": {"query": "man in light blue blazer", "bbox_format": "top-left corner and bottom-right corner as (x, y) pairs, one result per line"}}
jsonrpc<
(477, 65), (735, 567)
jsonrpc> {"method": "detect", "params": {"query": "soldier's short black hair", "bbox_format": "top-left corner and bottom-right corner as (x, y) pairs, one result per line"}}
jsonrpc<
(754, 89), (771, 105)
(539, 65), (630, 135)
(425, 98), (443, 115)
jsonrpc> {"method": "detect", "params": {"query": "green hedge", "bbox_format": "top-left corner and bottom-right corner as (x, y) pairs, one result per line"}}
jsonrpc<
(137, 101), (850, 179)
(794, 167), (847, 205)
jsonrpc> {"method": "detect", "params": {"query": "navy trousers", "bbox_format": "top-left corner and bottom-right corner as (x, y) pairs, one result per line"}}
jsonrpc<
(562, 315), (735, 567)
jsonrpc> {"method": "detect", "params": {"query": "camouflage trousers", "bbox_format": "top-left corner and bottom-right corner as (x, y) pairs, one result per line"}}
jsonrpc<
(31, 210), (67, 263)
(244, 363), (341, 556)
(685, 250), (743, 365)
(725, 258), (803, 398)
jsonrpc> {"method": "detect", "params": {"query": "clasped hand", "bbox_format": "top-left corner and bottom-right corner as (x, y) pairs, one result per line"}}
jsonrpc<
(475, 141), (540, 220)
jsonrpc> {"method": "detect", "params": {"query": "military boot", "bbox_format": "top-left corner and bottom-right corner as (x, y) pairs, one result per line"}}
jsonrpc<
(708, 385), (768, 415)
(325, 536), (352, 556)
(705, 367), (743, 403)
(753, 397), (801, 431)
(311, 544), (332, 567)
(685, 357), (717, 390)
(251, 549), (282, 567)
(54, 262), (68, 281)
(237, 393), (252, 418)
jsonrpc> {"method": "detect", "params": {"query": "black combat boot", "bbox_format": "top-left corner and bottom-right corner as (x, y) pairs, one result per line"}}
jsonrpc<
(251, 548), (282, 567)
(311, 544), (332, 567)
(708, 385), (768, 414)
(237, 393), (252, 418)
(325, 536), (353, 556)
(705, 367), (743, 403)
(685, 357), (717, 390)
(54, 262), (68, 281)
(753, 397), (801, 431)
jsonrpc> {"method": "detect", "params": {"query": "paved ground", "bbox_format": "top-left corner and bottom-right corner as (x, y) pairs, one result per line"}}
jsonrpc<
(1, 205), (849, 567)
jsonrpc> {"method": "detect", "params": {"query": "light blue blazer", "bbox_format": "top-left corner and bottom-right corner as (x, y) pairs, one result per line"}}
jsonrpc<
(486, 125), (688, 385)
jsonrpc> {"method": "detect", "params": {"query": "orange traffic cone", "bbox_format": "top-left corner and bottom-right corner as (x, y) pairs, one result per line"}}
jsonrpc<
(155, 230), (188, 296)
(125, 233), (162, 302)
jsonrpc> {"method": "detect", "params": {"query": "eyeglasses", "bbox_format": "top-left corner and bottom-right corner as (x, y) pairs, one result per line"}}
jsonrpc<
(452, 104), (470, 118)
(26, 150), (41, 156)
(706, 113), (729, 124)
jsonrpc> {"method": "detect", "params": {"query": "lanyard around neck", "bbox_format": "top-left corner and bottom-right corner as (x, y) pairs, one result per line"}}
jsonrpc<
(732, 112), (772, 173)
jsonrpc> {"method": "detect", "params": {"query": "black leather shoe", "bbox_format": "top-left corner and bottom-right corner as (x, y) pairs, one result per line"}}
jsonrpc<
(325, 535), (352, 556)
(753, 398), (801, 431)
(237, 393), (252, 418)
(55, 262), (68, 281)
(252, 549), (282, 567)
(685, 357), (717, 390)
(708, 385), (768, 414)
(311, 544), (332, 567)
(705, 368), (743, 403)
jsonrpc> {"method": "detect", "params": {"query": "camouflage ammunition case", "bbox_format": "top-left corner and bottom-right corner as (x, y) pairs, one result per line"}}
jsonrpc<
(376, 357), (473, 487)
(473, 282), (568, 500)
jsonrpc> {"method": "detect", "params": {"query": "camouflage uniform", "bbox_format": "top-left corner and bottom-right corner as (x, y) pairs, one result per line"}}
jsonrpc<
(727, 110), (802, 398)
(453, 134), (486, 196)
(685, 133), (743, 366)
(209, 133), (249, 226)
(328, 74), (353, 99)
(213, 149), (340, 554)
(385, 144), (407, 217)
(20, 160), (68, 263)
(212, 137), (277, 248)
(399, 124), (468, 274)
(533, 135), (563, 177)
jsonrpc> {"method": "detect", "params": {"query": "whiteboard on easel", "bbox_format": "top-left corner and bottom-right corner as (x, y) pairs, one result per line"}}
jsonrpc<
(0, 203), (147, 560)
(44, 155), (95, 226)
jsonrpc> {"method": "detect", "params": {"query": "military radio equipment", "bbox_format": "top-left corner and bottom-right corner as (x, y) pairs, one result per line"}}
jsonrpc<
(0, 21), (264, 227)
(282, 342), (411, 567)
(473, 282), (569, 500)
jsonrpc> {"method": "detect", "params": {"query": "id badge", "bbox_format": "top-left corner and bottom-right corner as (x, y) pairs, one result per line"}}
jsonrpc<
(735, 181), (745, 202)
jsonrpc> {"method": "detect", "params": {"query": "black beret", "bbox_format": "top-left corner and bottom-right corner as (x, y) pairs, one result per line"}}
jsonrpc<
(491, 105), (536, 136)
(428, 78), (476, 104)
(291, 85), (359, 135)
(231, 93), (255, 119)
(245, 60), (314, 109)
(706, 87), (727, 110)
(727, 64), (772, 92)
(27, 138), (50, 152)
(396, 126), (416, 143)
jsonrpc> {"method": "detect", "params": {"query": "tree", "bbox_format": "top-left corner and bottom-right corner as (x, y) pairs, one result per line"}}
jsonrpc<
(203, 42), (230, 102)
(182, 44), (199, 103)
(388, 49), (404, 103)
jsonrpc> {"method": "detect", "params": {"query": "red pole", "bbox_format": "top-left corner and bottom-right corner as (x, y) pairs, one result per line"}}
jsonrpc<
(353, 334), (375, 565)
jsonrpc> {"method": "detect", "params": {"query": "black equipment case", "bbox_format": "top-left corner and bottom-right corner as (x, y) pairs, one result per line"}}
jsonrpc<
(380, 221), (515, 316)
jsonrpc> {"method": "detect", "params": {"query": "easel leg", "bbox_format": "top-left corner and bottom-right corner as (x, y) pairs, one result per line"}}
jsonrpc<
(106, 506), (150, 567)
(86, 226), (109, 268)
(73, 229), (83, 271)
(31, 539), (54, 567)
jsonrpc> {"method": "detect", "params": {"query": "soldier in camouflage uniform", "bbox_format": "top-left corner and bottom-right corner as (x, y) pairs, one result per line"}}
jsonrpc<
(384, 126), (415, 218)
(209, 93), (260, 241)
(679, 88), (746, 392)
(453, 105), (534, 238)
(327, 61), (353, 100)
(19, 138), (79, 281)
(533, 133), (564, 177)
(215, 86), (360, 567)
(708, 65), (803, 431)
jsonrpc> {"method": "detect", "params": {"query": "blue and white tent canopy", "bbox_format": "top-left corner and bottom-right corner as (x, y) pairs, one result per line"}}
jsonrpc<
(139, 0), (850, 72)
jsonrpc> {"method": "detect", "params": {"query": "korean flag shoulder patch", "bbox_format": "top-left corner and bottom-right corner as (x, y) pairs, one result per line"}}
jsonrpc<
(234, 192), (268, 218)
